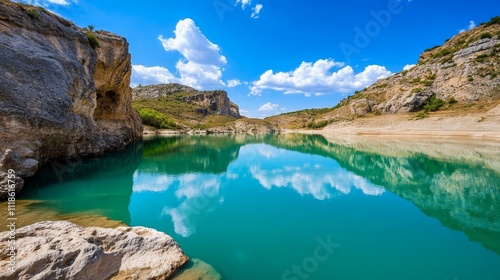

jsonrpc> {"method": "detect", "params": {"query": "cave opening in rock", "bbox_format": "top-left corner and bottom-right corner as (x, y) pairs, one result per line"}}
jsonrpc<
(94, 90), (118, 120)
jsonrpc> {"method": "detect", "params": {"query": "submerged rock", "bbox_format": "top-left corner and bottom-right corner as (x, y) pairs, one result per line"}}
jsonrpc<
(0, 221), (188, 279)
(170, 258), (222, 280)
(0, 1), (143, 198)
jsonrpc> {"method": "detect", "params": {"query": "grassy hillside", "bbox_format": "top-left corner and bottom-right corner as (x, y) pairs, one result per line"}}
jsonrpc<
(132, 84), (238, 130)
(132, 97), (237, 130)
(266, 16), (500, 130)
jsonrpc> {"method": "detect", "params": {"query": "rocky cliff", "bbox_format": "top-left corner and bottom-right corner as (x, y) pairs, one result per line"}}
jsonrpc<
(133, 83), (241, 118)
(0, 1), (143, 198)
(348, 24), (499, 115)
(266, 17), (500, 132)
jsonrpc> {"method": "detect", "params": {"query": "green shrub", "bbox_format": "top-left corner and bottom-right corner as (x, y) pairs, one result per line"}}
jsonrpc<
(26, 8), (37, 18)
(415, 111), (428, 120)
(374, 82), (389, 89)
(447, 97), (458, 104)
(86, 32), (99, 49)
(137, 108), (177, 129)
(480, 32), (492, 40)
(440, 56), (454, 64)
(484, 16), (500, 27)
(306, 120), (331, 129)
(475, 53), (489, 63)
(432, 48), (452, 58)
(423, 80), (433, 87)
(411, 87), (422, 94)
(426, 73), (437, 80)
(193, 124), (206, 130)
(409, 77), (421, 84)
(424, 45), (440, 52)
(423, 95), (445, 112)
(332, 102), (345, 110)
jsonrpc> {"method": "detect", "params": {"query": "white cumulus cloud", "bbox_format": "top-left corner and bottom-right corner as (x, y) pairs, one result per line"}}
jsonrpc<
(250, 59), (391, 96)
(459, 20), (476, 33)
(251, 4), (263, 19)
(47, 0), (71, 5)
(227, 79), (242, 87)
(13, 0), (74, 6)
(158, 19), (227, 66)
(132, 65), (178, 87)
(235, 0), (252, 9)
(131, 18), (230, 90)
(258, 102), (280, 111)
(403, 64), (416, 71)
(175, 60), (224, 89)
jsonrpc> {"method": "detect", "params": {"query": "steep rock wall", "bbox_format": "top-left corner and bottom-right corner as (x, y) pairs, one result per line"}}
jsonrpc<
(0, 2), (142, 198)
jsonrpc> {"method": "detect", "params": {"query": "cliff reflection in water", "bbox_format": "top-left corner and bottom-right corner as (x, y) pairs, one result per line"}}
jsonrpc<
(22, 142), (143, 225)
(133, 134), (500, 255)
(21, 133), (500, 257)
(268, 134), (500, 254)
(132, 135), (385, 237)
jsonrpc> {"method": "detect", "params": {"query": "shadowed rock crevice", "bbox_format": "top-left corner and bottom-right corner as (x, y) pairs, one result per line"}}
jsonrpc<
(94, 90), (120, 120)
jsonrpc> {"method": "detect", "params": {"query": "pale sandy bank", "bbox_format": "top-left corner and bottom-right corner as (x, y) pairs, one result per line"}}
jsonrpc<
(317, 104), (500, 139)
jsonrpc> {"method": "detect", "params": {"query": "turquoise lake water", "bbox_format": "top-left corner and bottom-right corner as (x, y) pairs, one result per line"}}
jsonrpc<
(22, 134), (500, 280)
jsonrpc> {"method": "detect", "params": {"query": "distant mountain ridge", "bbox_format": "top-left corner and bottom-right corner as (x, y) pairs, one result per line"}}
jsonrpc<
(131, 83), (247, 131)
(133, 83), (241, 118)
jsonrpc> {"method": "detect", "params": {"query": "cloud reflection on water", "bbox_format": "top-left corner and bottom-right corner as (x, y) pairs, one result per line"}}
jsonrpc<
(133, 143), (384, 237)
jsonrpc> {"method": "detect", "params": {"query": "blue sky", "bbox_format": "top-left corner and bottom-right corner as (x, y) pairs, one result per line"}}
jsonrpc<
(15, 0), (499, 118)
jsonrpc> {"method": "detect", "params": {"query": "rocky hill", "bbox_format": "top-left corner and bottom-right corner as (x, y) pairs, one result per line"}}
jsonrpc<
(0, 1), (143, 198)
(132, 83), (242, 130)
(266, 17), (500, 135)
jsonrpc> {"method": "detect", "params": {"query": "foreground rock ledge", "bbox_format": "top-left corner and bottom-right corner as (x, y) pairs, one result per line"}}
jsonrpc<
(0, 221), (188, 280)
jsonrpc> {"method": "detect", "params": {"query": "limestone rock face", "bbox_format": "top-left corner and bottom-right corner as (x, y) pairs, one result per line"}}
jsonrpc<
(180, 90), (241, 118)
(133, 83), (242, 118)
(0, 2), (143, 198)
(359, 33), (500, 116)
(349, 98), (375, 116)
(0, 221), (188, 280)
(266, 21), (500, 130)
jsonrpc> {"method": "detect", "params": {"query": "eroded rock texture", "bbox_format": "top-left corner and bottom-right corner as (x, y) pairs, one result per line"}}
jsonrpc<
(0, 221), (188, 279)
(0, 2), (143, 198)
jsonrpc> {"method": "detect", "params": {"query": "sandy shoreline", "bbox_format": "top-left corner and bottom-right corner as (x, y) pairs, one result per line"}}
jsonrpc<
(292, 128), (500, 139)
(144, 126), (500, 139)
(141, 104), (500, 140)
(298, 105), (500, 140)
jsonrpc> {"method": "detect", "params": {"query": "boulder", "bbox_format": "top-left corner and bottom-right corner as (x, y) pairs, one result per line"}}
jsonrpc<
(0, 221), (188, 280)
(349, 98), (375, 116)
